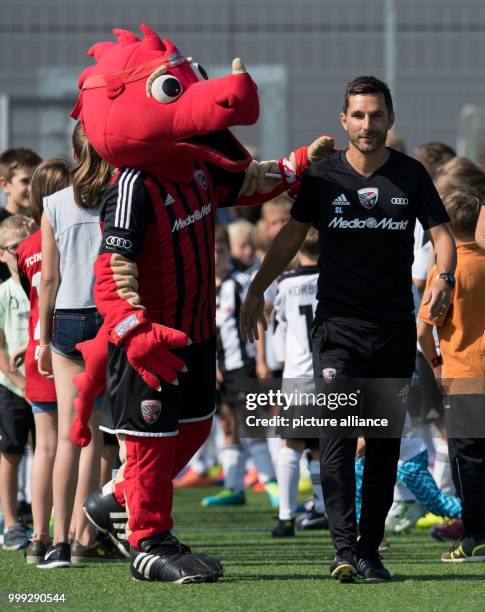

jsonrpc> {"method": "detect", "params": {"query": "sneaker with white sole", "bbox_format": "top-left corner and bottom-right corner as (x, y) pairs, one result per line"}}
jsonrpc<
(37, 542), (71, 569)
(3, 522), (29, 550)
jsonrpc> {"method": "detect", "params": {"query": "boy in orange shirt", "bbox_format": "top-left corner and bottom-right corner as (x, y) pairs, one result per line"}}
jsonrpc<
(418, 191), (485, 562)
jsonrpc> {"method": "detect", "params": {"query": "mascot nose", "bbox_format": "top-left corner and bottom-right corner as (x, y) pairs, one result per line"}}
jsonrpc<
(215, 93), (237, 110)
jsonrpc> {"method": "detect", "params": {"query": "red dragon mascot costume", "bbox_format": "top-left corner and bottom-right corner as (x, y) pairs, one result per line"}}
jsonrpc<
(71, 24), (332, 583)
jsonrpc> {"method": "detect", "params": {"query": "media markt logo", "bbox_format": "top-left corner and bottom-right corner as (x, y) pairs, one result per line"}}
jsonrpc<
(172, 202), (212, 232)
(328, 216), (408, 230)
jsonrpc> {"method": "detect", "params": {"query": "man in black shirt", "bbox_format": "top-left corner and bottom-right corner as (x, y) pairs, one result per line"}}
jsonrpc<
(241, 76), (456, 582)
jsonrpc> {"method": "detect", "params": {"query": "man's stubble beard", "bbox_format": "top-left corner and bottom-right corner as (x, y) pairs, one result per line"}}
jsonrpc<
(348, 130), (388, 154)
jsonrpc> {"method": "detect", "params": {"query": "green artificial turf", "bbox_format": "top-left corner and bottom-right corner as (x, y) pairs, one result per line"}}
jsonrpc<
(1, 487), (485, 611)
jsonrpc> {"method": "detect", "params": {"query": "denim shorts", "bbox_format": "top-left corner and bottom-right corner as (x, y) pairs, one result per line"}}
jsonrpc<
(51, 308), (103, 362)
(31, 401), (57, 414)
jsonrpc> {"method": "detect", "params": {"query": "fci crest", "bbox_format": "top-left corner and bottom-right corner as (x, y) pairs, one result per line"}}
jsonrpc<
(141, 400), (162, 424)
(357, 187), (379, 210)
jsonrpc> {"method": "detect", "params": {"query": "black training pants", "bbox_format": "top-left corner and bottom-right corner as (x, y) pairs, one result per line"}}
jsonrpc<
(312, 317), (416, 557)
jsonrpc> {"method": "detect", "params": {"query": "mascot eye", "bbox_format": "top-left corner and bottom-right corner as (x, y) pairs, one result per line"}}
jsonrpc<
(192, 62), (209, 81)
(151, 75), (183, 103)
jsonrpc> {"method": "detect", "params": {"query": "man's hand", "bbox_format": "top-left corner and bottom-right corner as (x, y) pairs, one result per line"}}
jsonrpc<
(124, 323), (190, 389)
(421, 278), (451, 320)
(240, 290), (267, 343)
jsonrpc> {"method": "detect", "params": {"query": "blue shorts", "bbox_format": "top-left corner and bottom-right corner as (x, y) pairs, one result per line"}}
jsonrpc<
(31, 401), (57, 414)
(51, 308), (103, 362)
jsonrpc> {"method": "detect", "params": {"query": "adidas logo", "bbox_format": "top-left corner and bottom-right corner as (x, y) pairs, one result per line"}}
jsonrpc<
(165, 193), (175, 207)
(332, 193), (350, 206)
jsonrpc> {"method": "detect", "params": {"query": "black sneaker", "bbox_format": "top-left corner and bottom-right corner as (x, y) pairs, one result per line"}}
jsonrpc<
(272, 519), (295, 537)
(25, 540), (49, 565)
(131, 532), (223, 583)
(83, 482), (129, 557)
(357, 554), (392, 582)
(330, 551), (358, 582)
(37, 542), (71, 569)
(71, 537), (127, 564)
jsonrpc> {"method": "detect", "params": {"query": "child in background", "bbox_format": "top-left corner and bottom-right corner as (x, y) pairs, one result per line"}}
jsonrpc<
(37, 124), (121, 568)
(270, 229), (326, 537)
(201, 225), (278, 508)
(15, 158), (71, 563)
(418, 191), (485, 561)
(0, 149), (42, 281)
(0, 215), (34, 550)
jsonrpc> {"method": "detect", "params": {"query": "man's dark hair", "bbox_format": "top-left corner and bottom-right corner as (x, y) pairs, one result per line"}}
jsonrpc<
(343, 76), (393, 115)
(415, 142), (456, 179)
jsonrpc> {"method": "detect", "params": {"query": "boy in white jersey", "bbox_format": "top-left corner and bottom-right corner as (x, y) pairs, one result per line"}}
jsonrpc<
(271, 229), (327, 536)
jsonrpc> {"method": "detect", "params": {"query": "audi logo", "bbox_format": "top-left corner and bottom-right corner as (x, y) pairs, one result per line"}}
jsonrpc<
(106, 235), (132, 249)
(391, 197), (408, 205)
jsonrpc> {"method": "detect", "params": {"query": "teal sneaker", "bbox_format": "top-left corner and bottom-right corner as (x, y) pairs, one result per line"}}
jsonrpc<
(201, 489), (245, 507)
(264, 481), (279, 509)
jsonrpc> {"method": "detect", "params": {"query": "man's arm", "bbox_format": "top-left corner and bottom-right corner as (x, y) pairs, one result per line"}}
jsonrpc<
(421, 223), (456, 320)
(240, 218), (311, 342)
(476, 204), (485, 249)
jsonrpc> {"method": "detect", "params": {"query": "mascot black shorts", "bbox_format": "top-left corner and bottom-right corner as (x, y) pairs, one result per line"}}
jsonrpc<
(101, 336), (216, 437)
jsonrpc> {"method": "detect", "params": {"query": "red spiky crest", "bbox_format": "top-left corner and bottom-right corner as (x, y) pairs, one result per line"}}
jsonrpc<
(140, 23), (166, 51)
(87, 42), (116, 62)
(112, 28), (140, 45)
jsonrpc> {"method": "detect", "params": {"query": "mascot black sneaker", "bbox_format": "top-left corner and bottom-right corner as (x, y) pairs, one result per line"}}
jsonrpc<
(131, 533), (223, 583)
(83, 481), (129, 557)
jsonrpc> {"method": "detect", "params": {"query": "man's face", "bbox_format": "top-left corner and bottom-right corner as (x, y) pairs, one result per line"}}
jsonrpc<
(1, 167), (34, 209)
(340, 93), (394, 154)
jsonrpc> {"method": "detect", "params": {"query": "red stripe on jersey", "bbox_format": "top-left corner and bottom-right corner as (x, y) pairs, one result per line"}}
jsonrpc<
(16, 231), (57, 403)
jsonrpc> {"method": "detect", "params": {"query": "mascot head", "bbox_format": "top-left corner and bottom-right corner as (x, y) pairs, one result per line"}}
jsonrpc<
(73, 24), (259, 181)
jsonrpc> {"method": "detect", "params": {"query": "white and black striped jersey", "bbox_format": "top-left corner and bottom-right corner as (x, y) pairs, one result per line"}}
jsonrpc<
(273, 266), (319, 378)
(216, 271), (256, 372)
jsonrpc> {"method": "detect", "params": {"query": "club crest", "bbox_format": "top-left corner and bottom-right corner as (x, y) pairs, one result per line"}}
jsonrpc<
(322, 368), (337, 383)
(141, 400), (162, 424)
(357, 187), (379, 210)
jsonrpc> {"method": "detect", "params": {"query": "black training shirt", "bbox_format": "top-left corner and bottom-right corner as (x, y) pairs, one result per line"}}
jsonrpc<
(291, 149), (450, 324)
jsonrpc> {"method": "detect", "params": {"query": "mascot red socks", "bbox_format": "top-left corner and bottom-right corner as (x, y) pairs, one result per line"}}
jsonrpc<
(72, 24), (333, 583)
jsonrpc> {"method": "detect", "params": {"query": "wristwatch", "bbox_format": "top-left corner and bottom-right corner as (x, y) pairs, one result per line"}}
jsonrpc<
(437, 272), (455, 289)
